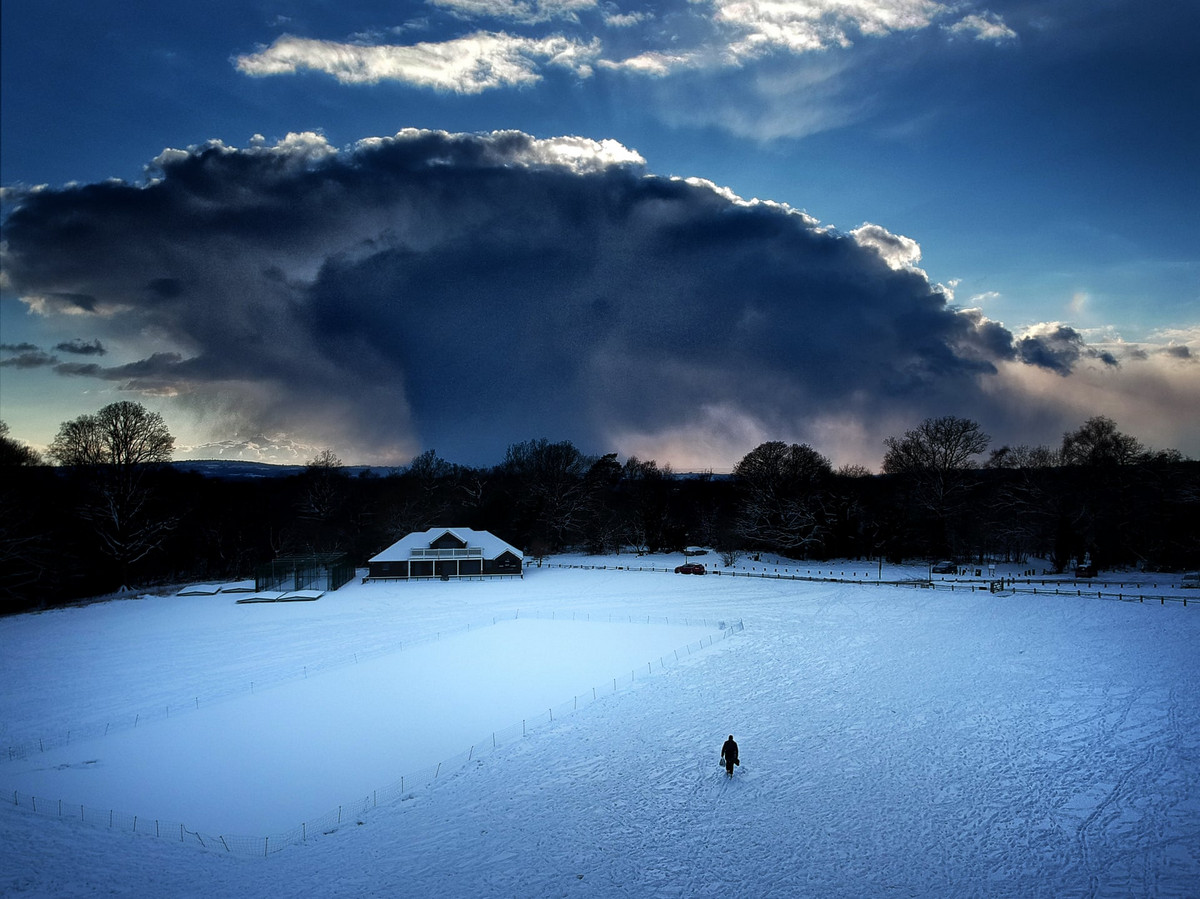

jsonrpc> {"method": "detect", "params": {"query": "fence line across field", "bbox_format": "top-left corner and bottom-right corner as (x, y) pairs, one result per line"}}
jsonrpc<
(542, 563), (1192, 607)
(4, 618), (743, 857)
(2, 608), (734, 763)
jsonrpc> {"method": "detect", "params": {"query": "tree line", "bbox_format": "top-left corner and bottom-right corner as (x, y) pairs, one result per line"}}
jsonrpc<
(1, 405), (1196, 613)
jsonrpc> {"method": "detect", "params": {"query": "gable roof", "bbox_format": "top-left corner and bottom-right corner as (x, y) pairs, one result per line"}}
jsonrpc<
(369, 527), (523, 563)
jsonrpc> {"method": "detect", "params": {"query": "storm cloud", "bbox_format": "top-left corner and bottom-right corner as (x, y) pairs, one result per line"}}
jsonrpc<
(0, 130), (1184, 465)
(1015, 323), (1119, 376)
(54, 338), (107, 356)
(0, 345), (57, 369)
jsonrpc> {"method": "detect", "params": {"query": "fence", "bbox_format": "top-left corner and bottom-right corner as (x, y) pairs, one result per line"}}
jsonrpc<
(1, 609), (735, 764)
(255, 552), (354, 593)
(543, 562), (1192, 607)
(3, 613), (743, 856)
(913, 579), (1191, 607)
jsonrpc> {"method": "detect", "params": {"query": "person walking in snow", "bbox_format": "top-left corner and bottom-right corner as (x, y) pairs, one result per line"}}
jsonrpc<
(721, 734), (739, 777)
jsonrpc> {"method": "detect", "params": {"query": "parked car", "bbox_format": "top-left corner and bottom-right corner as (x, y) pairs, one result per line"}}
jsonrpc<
(675, 563), (707, 575)
(931, 560), (957, 574)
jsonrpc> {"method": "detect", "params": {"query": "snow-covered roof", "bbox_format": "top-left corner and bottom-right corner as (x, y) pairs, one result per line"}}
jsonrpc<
(369, 528), (523, 563)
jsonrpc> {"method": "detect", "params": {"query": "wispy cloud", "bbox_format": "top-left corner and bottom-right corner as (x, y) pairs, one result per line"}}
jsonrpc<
(236, 32), (601, 92)
(946, 11), (1018, 42)
(603, 10), (651, 28)
(714, 0), (943, 59)
(233, 1), (1018, 91)
(430, 0), (598, 25)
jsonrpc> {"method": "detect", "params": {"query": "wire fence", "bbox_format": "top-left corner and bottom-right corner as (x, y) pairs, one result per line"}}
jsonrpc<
(2, 608), (732, 763)
(543, 563), (1193, 607)
(3, 614), (743, 856)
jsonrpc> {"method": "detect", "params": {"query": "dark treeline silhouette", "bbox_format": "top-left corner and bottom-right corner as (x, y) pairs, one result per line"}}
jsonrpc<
(1, 413), (1196, 613)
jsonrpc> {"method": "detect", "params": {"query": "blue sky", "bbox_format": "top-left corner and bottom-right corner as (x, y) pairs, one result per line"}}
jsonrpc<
(1, 0), (1197, 468)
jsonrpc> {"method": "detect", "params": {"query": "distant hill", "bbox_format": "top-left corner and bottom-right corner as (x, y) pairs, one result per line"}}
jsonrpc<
(169, 460), (396, 480)
(169, 459), (728, 481)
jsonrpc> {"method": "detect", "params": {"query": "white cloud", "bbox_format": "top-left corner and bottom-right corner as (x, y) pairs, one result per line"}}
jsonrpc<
(235, 32), (601, 92)
(232, 0), (1020, 99)
(352, 128), (645, 172)
(946, 12), (1017, 42)
(247, 130), (338, 160)
(175, 433), (325, 463)
(429, 0), (597, 24)
(598, 49), (707, 75)
(497, 132), (648, 170)
(851, 222), (922, 270)
(714, 0), (945, 59)
(603, 10), (650, 27)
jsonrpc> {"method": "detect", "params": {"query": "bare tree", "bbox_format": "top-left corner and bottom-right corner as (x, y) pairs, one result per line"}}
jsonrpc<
(718, 548), (745, 567)
(0, 421), (42, 467)
(49, 402), (174, 469)
(835, 463), (874, 478)
(501, 439), (594, 550)
(579, 453), (624, 554)
(618, 457), (679, 554)
(381, 449), (460, 538)
(882, 416), (990, 476)
(47, 401), (177, 585)
(0, 422), (48, 602)
(733, 441), (832, 556)
(985, 444), (1060, 470)
(298, 449), (346, 522)
(1060, 416), (1143, 467)
(882, 416), (989, 556)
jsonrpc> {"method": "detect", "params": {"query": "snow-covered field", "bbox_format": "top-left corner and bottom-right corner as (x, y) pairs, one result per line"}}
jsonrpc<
(3, 555), (1198, 897)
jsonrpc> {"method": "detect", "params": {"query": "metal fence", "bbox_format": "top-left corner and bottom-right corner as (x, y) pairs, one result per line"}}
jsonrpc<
(255, 552), (355, 593)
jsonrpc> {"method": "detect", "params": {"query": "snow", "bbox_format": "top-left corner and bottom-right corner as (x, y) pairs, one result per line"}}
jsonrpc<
(6, 616), (720, 835)
(3, 555), (1198, 897)
(369, 527), (523, 562)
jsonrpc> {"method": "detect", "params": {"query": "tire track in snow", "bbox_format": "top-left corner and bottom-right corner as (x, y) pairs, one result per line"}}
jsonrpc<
(1075, 745), (1156, 897)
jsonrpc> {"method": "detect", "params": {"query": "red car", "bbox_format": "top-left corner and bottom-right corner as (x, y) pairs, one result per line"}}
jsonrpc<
(675, 563), (707, 575)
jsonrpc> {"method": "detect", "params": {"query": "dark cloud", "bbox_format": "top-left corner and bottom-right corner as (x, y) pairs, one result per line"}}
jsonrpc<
(1015, 324), (1118, 376)
(147, 278), (184, 299)
(0, 348), (58, 369)
(54, 353), (192, 396)
(0, 130), (1116, 464)
(54, 338), (107, 356)
(1016, 325), (1082, 374)
(36, 292), (99, 314)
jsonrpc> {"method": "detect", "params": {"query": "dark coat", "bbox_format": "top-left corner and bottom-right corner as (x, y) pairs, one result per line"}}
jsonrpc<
(721, 738), (739, 766)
